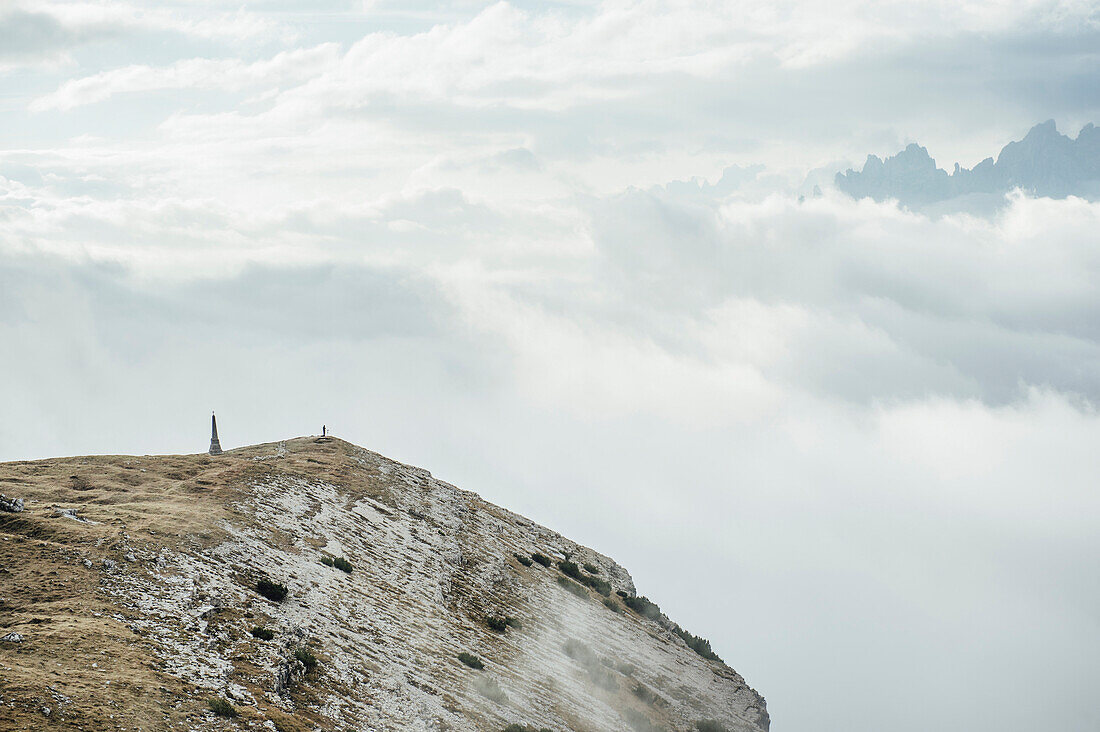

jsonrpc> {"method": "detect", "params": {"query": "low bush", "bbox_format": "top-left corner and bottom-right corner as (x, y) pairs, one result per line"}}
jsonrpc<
(513, 553), (533, 567)
(486, 616), (508, 632)
(622, 594), (661, 620)
(251, 626), (275, 640)
(208, 697), (237, 718)
(458, 652), (484, 670)
(558, 560), (583, 580)
(696, 721), (730, 732)
(672, 625), (722, 663)
(616, 590), (629, 598)
(531, 553), (552, 567)
(256, 579), (288, 603)
(602, 596), (620, 613)
(580, 574), (611, 596)
(320, 555), (334, 567)
(294, 647), (319, 672)
(557, 575), (588, 599)
(560, 559), (610, 594)
(333, 557), (353, 574)
(583, 562), (600, 574)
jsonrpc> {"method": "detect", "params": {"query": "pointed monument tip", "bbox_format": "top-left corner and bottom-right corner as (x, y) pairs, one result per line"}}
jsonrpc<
(209, 411), (223, 456)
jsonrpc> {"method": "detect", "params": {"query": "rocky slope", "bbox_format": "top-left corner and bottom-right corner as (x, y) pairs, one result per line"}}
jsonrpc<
(0, 437), (768, 732)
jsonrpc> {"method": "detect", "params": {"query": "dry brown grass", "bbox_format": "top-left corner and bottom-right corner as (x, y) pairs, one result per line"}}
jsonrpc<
(0, 437), (352, 731)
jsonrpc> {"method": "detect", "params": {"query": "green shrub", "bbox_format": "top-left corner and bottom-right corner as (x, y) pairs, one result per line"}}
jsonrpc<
(583, 562), (600, 574)
(320, 555), (334, 567)
(458, 652), (484, 670)
(622, 594), (661, 620)
(557, 575), (588, 599)
(616, 589), (629, 598)
(294, 647), (319, 672)
(696, 721), (730, 732)
(486, 615), (508, 632)
(531, 553), (552, 567)
(333, 556), (353, 573)
(208, 697), (237, 718)
(256, 579), (288, 603)
(513, 553), (533, 567)
(602, 596), (620, 612)
(673, 625), (722, 663)
(250, 626), (275, 640)
(580, 574), (611, 596)
(558, 560), (583, 580)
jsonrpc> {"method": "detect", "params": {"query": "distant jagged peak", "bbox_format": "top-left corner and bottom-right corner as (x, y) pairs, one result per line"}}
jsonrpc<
(1024, 118), (1059, 138)
(836, 120), (1100, 210)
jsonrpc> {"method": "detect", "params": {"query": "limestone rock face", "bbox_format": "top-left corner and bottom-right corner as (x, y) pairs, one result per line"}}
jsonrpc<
(0, 437), (767, 732)
(0, 493), (23, 512)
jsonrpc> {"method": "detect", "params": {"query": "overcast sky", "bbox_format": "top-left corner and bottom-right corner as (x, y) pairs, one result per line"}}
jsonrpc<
(2, 2), (1099, 731)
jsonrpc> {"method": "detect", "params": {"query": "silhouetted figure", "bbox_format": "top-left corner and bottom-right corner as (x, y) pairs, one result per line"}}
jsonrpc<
(322, 425), (327, 437)
(209, 412), (223, 455)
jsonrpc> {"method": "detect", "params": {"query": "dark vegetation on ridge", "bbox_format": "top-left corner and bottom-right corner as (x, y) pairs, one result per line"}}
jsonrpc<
(458, 652), (484, 669)
(531, 552), (552, 567)
(208, 697), (237, 718)
(256, 579), (288, 603)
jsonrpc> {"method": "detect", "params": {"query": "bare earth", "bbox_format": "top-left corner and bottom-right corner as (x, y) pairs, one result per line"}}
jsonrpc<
(0, 437), (768, 732)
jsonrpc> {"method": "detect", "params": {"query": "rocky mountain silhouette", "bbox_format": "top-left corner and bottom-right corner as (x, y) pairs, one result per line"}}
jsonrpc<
(836, 120), (1100, 207)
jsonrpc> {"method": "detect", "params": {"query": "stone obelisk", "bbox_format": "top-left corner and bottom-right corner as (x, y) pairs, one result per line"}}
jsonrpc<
(209, 412), (223, 455)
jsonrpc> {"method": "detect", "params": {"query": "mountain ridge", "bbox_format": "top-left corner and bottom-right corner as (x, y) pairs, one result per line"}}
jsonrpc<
(835, 120), (1100, 207)
(0, 436), (767, 732)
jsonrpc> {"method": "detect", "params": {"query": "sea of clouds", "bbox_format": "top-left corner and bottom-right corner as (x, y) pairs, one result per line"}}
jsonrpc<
(2, 2), (1099, 731)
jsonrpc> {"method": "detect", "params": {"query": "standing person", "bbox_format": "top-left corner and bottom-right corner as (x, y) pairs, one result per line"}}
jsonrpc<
(322, 425), (326, 437)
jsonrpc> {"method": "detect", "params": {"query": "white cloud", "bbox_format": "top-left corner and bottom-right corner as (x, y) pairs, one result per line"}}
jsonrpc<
(25, 1), (293, 43)
(30, 44), (341, 111)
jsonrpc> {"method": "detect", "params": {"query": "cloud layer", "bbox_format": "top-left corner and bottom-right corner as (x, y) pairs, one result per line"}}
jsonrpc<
(3, 3), (1100, 732)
